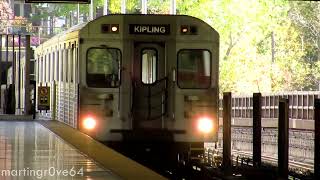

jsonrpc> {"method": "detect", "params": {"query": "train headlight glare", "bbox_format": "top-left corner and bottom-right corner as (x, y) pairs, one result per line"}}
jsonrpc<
(197, 117), (213, 133)
(83, 117), (96, 130)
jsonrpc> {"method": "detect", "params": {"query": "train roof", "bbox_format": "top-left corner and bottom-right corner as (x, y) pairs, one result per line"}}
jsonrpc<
(36, 14), (218, 53)
(61, 14), (217, 35)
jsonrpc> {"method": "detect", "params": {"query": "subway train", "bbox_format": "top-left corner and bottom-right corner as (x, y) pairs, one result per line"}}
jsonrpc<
(34, 14), (219, 162)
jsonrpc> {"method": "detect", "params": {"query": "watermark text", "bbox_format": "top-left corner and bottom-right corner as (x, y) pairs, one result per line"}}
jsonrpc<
(1, 167), (83, 179)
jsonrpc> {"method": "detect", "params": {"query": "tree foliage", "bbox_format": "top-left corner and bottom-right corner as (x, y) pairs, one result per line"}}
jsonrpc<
(17, 0), (320, 93)
(0, 1), (14, 33)
(287, 1), (320, 90)
(177, 0), (319, 94)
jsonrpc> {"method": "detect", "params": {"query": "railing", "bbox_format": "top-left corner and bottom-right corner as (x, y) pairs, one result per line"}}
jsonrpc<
(219, 91), (320, 121)
(2, 25), (67, 46)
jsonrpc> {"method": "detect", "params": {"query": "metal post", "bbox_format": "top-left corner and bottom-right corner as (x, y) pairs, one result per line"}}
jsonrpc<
(90, 0), (94, 20)
(18, 35), (21, 112)
(24, 35), (31, 115)
(142, 0), (147, 14)
(170, 0), (176, 15)
(77, 4), (80, 23)
(103, 0), (108, 15)
(0, 34), (2, 110)
(278, 98), (289, 179)
(253, 93), (261, 167)
(314, 99), (320, 179)
(12, 35), (15, 86)
(121, 0), (126, 14)
(12, 52), (15, 114)
(33, 80), (36, 119)
(5, 35), (8, 89)
(12, 35), (16, 114)
(223, 92), (232, 174)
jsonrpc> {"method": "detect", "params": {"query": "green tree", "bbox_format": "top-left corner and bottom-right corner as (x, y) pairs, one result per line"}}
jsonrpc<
(29, 0), (320, 93)
(288, 1), (320, 90)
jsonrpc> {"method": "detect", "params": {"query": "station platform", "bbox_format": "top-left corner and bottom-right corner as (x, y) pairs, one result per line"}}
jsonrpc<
(0, 120), (167, 180)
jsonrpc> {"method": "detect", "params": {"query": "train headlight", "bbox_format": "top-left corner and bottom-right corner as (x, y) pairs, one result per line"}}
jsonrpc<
(197, 117), (213, 133)
(83, 116), (96, 130)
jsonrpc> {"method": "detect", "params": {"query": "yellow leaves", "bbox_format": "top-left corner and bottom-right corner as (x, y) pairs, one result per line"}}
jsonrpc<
(12, 16), (28, 26)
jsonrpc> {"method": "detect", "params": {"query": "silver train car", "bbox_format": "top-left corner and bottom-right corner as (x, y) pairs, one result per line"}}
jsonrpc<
(35, 14), (219, 159)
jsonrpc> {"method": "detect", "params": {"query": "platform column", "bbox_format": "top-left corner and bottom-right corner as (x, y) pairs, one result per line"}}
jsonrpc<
(278, 98), (289, 179)
(223, 92), (232, 174)
(314, 99), (320, 178)
(24, 35), (31, 115)
(253, 93), (261, 167)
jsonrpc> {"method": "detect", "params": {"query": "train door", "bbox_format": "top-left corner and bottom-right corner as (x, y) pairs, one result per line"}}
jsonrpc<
(132, 42), (168, 129)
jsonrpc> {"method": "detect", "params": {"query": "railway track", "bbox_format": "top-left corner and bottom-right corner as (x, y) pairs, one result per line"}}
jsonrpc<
(204, 148), (313, 174)
(232, 150), (313, 172)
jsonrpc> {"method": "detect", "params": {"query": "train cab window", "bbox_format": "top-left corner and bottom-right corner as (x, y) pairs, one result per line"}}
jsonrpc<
(177, 49), (211, 89)
(141, 49), (157, 84)
(86, 48), (120, 88)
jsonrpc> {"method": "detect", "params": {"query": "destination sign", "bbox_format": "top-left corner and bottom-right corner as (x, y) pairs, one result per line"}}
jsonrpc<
(129, 24), (170, 35)
(25, 0), (90, 3)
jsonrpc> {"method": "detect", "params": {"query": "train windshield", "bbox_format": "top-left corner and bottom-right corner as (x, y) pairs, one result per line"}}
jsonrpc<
(86, 48), (121, 88)
(177, 49), (211, 89)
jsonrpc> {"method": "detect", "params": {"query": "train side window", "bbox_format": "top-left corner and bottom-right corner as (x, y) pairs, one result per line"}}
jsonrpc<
(36, 58), (39, 82)
(44, 55), (46, 83)
(48, 52), (51, 82)
(56, 50), (59, 81)
(37, 57), (40, 82)
(177, 49), (211, 89)
(60, 47), (63, 82)
(75, 47), (79, 83)
(141, 49), (157, 84)
(70, 44), (74, 83)
(52, 52), (55, 81)
(42, 56), (44, 82)
(86, 48), (121, 88)
(39, 56), (42, 82)
(65, 48), (69, 82)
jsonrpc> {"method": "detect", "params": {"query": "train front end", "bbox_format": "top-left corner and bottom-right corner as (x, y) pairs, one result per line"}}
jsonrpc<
(78, 14), (219, 160)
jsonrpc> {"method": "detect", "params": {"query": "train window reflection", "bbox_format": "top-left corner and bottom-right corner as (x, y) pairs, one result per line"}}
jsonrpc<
(141, 49), (157, 84)
(177, 49), (211, 89)
(86, 48), (121, 88)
